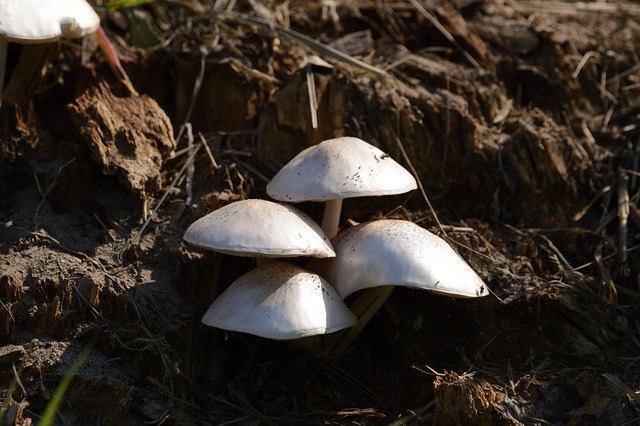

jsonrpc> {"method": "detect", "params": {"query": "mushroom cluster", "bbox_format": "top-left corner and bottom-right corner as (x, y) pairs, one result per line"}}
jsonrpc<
(184, 136), (488, 343)
(184, 199), (356, 339)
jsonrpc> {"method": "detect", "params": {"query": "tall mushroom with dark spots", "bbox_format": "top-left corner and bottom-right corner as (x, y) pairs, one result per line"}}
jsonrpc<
(266, 136), (417, 238)
(327, 220), (487, 299)
(321, 219), (489, 351)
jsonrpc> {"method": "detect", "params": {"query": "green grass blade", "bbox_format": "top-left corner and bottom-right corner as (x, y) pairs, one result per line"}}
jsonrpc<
(105, 0), (155, 11)
(123, 8), (161, 47)
(39, 342), (94, 426)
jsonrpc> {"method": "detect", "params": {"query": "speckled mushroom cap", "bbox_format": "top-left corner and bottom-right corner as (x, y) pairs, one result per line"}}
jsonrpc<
(183, 199), (335, 258)
(201, 261), (357, 340)
(324, 219), (488, 299)
(266, 137), (417, 202)
(0, 0), (100, 43)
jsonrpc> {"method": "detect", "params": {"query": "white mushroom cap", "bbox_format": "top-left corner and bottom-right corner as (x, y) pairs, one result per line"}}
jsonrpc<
(183, 199), (335, 258)
(202, 261), (357, 340)
(324, 219), (488, 299)
(266, 136), (417, 202)
(0, 0), (100, 43)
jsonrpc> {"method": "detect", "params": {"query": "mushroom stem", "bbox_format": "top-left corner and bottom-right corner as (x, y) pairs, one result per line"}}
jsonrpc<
(321, 198), (343, 238)
(255, 257), (272, 267)
(0, 39), (7, 109)
(324, 285), (394, 355)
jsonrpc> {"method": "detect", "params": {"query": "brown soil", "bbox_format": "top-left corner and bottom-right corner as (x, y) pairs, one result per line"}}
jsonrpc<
(2, 1), (640, 425)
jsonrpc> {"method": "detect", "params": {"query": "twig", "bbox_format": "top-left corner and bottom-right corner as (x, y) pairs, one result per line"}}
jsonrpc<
(135, 140), (202, 243)
(175, 46), (207, 144)
(538, 233), (574, 271)
(595, 243), (618, 305)
(622, 82), (640, 92)
(305, 61), (319, 129)
(391, 132), (446, 237)
(185, 123), (195, 205)
(33, 159), (75, 227)
(512, 1), (640, 15)
(73, 280), (105, 320)
(199, 133), (219, 171)
(0, 299), (14, 323)
(631, 136), (640, 190)
(11, 365), (26, 396)
(602, 374), (640, 404)
(606, 63), (640, 85)
(572, 51), (598, 79)
(492, 99), (513, 124)
(413, 364), (445, 376)
(30, 230), (106, 274)
(618, 168), (629, 268)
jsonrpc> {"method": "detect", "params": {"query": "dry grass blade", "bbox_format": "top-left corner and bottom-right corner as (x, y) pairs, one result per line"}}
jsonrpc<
(94, 27), (138, 95)
(199, 133), (219, 170)
(175, 47), (207, 143)
(572, 51), (598, 79)
(602, 373), (640, 404)
(391, 131), (446, 237)
(618, 169), (630, 268)
(136, 141), (202, 242)
(34, 159), (75, 227)
(595, 243), (618, 305)
(572, 184), (611, 222)
(185, 123), (195, 204)
(306, 62), (319, 129)
(219, 12), (387, 80)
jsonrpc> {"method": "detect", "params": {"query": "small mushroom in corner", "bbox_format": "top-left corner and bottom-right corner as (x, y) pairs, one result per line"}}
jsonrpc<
(0, 0), (100, 107)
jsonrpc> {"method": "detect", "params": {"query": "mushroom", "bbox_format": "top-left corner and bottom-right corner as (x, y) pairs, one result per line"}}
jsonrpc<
(266, 136), (417, 238)
(201, 261), (357, 340)
(0, 0), (100, 107)
(326, 220), (488, 299)
(319, 219), (488, 351)
(183, 199), (335, 261)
